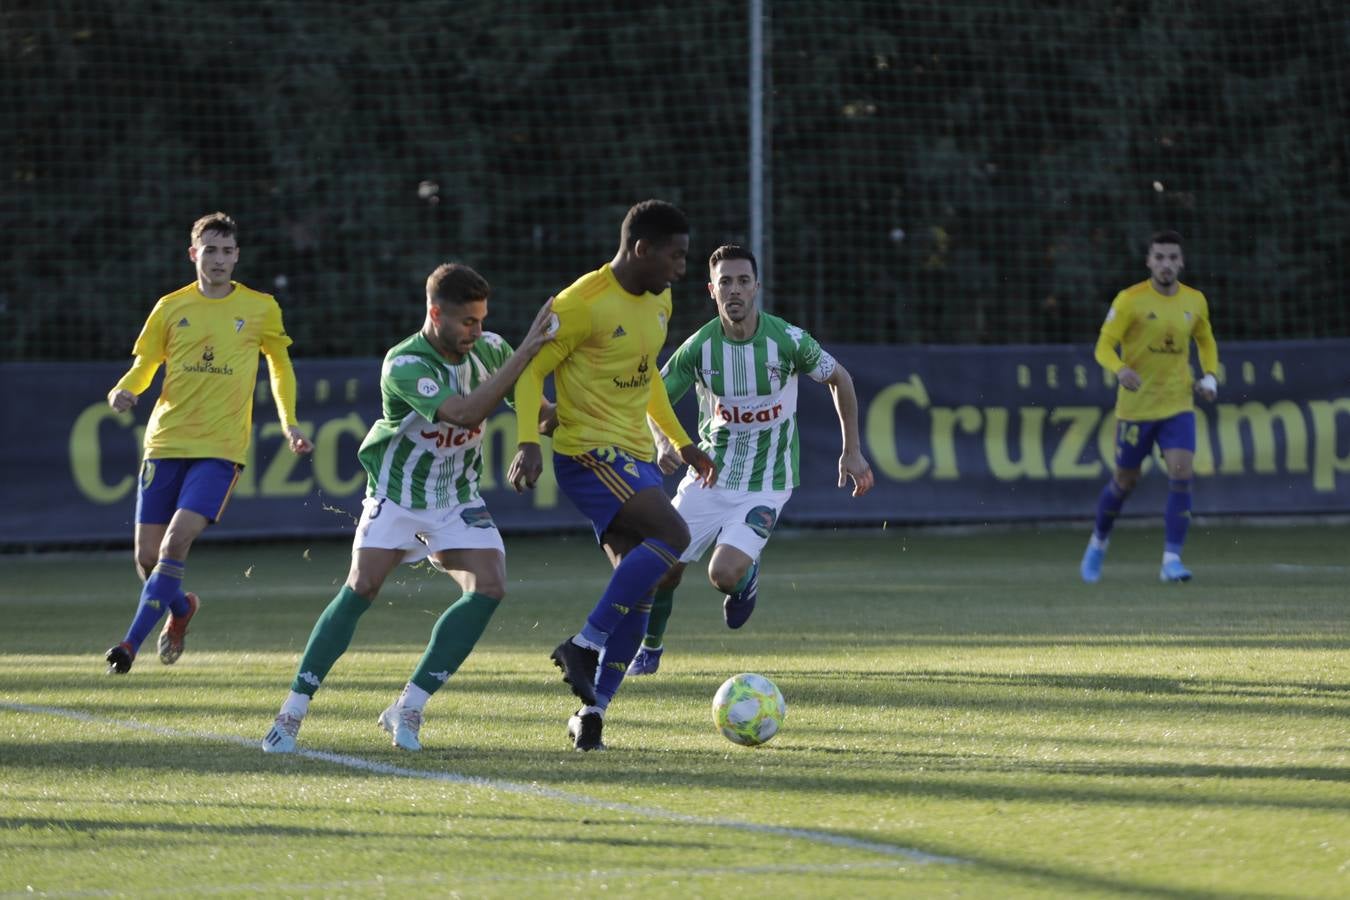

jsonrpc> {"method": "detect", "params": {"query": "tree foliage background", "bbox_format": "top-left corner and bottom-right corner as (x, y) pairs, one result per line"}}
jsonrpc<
(2, 0), (1345, 360)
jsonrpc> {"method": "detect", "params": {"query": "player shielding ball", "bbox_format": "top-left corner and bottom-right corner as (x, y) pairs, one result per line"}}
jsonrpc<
(628, 244), (874, 676)
(508, 200), (716, 751)
(104, 212), (312, 675)
(1080, 230), (1220, 584)
(261, 264), (556, 753)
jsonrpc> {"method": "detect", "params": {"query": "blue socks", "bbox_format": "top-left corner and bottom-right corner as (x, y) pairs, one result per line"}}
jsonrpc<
(1164, 479), (1193, 555)
(579, 538), (680, 646)
(595, 595), (653, 709)
(1092, 479), (1128, 541)
(122, 558), (188, 651)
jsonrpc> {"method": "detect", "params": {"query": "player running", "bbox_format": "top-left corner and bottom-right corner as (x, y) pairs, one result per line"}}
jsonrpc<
(104, 212), (312, 675)
(261, 263), (555, 753)
(1080, 230), (1220, 584)
(627, 244), (874, 676)
(507, 200), (716, 751)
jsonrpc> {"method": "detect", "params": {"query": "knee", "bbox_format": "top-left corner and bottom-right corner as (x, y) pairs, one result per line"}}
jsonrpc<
(707, 561), (746, 594)
(159, 532), (195, 562)
(472, 576), (506, 601)
(135, 554), (157, 580)
(660, 518), (691, 555)
(346, 573), (383, 601)
(1169, 463), (1194, 481)
(1113, 471), (1140, 494)
(656, 563), (685, 592)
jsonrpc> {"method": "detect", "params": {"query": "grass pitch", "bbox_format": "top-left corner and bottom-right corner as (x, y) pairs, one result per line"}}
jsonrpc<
(1, 524), (1347, 898)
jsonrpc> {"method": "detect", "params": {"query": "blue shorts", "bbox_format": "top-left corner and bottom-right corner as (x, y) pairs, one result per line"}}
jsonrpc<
(554, 448), (665, 542)
(1114, 412), (1196, 470)
(135, 458), (242, 525)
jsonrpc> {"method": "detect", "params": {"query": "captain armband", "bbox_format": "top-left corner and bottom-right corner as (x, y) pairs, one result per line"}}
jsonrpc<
(808, 350), (837, 383)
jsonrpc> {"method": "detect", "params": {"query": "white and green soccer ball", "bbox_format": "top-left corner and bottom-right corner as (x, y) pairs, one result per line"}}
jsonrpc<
(712, 673), (786, 747)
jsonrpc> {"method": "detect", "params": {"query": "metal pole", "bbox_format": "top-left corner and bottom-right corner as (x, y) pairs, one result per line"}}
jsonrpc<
(749, 0), (768, 310)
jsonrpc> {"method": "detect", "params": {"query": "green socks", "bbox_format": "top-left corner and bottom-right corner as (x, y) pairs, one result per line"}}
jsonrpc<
(642, 586), (676, 650)
(409, 592), (501, 695)
(290, 586), (371, 696)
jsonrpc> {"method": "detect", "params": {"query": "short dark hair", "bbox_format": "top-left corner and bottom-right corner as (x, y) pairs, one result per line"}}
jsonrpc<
(709, 244), (758, 279)
(191, 212), (237, 244)
(426, 263), (490, 307)
(620, 200), (689, 251)
(1149, 230), (1183, 249)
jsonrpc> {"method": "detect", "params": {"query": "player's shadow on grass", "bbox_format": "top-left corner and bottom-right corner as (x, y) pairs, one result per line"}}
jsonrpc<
(0, 813), (719, 854)
(5, 738), (1346, 814)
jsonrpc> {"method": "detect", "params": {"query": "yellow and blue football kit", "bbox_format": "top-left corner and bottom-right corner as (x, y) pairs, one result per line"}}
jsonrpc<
(110, 279), (302, 668)
(1094, 279), (1218, 423)
(513, 263), (693, 537)
(114, 281), (300, 466)
(1083, 278), (1221, 584)
(513, 264), (690, 462)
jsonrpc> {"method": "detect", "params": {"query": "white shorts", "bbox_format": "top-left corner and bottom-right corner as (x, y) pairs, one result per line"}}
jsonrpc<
(353, 496), (504, 564)
(671, 471), (791, 565)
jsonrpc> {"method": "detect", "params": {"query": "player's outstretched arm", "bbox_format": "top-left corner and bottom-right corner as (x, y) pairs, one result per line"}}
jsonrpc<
(824, 363), (874, 497)
(436, 298), (556, 427)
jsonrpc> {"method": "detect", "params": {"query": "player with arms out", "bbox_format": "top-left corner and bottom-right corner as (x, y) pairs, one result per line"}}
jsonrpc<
(508, 200), (716, 751)
(262, 264), (556, 753)
(628, 244), (874, 676)
(104, 212), (312, 675)
(1080, 230), (1220, 584)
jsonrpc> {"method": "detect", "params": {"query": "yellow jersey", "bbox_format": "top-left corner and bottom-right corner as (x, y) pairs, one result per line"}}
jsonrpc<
(514, 265), (691, 459)
(1094, 280), (1219, 422)
(114, 281), (299, 464)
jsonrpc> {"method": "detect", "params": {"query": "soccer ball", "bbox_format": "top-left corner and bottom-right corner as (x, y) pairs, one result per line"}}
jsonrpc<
(712, 673), (786, 747)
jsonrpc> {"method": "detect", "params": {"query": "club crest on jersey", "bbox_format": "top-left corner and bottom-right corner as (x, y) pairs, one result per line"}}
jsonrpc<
(234, 317), (246, 332)
(417, 376), (439, 397)
(765, 363), (792, 388)
(202, 346), (215, 362)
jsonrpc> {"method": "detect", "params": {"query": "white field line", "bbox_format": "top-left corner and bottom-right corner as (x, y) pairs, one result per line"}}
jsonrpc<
(1, 699), (963, 867)
(1271, 563), (1349, 573)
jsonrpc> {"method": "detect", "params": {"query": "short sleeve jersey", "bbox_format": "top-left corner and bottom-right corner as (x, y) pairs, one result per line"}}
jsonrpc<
(130, 282), (292, 464)
(662, 313), (834, 491)
(358, 331), (514, 509)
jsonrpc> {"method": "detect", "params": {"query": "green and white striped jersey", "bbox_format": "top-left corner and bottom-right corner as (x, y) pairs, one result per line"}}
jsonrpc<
(662, 312), (835, 491)
(358, 330), (514, 509)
